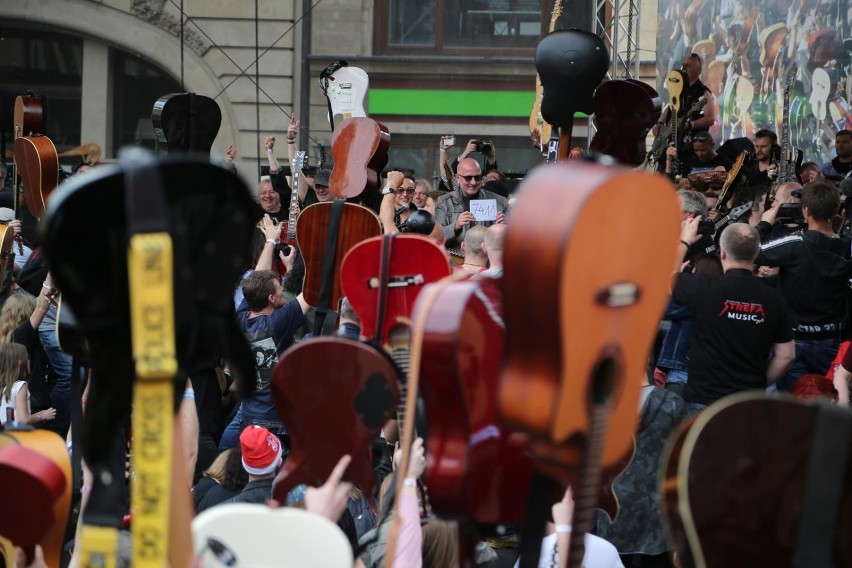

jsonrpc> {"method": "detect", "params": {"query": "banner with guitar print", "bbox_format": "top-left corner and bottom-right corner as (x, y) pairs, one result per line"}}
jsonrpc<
(656, 0), (852, 166)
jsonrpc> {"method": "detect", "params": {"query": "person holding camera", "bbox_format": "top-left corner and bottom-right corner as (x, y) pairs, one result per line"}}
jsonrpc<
(755, 180), (852, 392)
(755, 182), (804, 242)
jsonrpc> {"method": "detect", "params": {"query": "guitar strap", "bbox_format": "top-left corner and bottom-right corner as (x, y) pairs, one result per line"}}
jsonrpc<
(371, 234), (394, 344)
(312, 198), (345, 337)
(792, 403), (852, 568)
(187, 92), (197, 152)
(123, 149), (178, 568)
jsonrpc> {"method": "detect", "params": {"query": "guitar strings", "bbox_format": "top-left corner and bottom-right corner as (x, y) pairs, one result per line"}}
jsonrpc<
(166, 0), (328, 148)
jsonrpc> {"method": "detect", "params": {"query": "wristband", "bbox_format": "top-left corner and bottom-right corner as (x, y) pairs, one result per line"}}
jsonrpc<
(42, 283), (53, 291)
(555, 524), (572, 533)
(268, 167), (281, 175)
(266, 148), (274, 153)
(383, 186), (394, 195)
(266, 239), (277, 246)
(402, 478), (417, 487)
(287, 139), (296, 144)
(679, 239), (690, 248)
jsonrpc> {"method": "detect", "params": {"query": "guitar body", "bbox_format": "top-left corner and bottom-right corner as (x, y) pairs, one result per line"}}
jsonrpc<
(0, 427), (72, 568)
(192, 504), (353, 567)
(417, 277), (535, 525)
(328, 118), (390, 199)
(713, 150), (750, 209)
(528, 0), (564, 150)
(500, 162), (681, 475)
(13, 96), (44, 138)
(151, 93), (222, 155)
(13, 135), (59, 219)
(340, 234), (451, 341)
(536, 30), (609, 130)
(662, 394), (852, 567)
(297, 201), (382, 309)
(271, 338), (399, 503)
(590, 79), (661, 166)
(324, 66), (369, 123)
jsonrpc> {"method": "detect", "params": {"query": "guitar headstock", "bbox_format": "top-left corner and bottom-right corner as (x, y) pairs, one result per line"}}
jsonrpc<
(293, 151), (307, 177)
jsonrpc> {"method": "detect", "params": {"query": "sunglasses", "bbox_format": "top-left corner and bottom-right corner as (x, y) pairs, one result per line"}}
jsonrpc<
(395, 187), (415, 194)
(457, 174), (483, 182)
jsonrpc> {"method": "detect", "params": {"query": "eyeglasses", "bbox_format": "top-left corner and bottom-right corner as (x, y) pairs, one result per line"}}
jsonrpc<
(395, 187), (415, 194)
(456, 174), (483, 182)
(692, 134), (713, 143)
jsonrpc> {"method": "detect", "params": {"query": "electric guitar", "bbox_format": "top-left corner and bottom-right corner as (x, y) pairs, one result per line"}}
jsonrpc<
(770, 64), (803, 203)
(662, 393), (852, 567)
(712, 150), (751, 212)
(713, 200), (754, 234)
(649, 74), (705, 172)
(528, 0), (564, 153)
(320, 64), (369, 124)
(500, 162), (681, 568)
(265, 151), (306, 277)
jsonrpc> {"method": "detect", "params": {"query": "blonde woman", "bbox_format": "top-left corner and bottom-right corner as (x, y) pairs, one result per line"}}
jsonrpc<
(0, 342), (56, 425)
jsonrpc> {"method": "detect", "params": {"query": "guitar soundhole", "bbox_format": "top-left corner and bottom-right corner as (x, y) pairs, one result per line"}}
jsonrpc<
(589, 353), (619, 405)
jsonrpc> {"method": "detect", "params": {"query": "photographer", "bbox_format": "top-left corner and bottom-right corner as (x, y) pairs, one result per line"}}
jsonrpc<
(755, 180), (852, 392)
(755, 182), (804, 242)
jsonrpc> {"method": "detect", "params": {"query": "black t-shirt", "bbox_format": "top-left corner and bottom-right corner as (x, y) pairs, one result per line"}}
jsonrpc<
(683, 154), (733, 176)
(831, 157), (852, 177)
(744, 160), (773, 190)
(673, 269), (793, 405)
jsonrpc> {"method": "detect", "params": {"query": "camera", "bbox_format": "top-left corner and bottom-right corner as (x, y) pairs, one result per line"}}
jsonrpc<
(777, 203), (805, 224)
(474, 140), (492, 154)
(274, 243), (291, 256)
(696, 220), (716, 235)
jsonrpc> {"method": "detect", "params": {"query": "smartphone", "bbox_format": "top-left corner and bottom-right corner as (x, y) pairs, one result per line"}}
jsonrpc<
(443, 136), (455, 147)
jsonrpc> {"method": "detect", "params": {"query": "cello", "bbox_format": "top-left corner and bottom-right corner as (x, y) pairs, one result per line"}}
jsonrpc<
(499, 162), (681, 568)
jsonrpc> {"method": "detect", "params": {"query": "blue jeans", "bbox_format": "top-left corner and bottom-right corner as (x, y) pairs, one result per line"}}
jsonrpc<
(776, 338), (839, 393)
(218, 404), (288, 453)
(39, 324), (73, 436)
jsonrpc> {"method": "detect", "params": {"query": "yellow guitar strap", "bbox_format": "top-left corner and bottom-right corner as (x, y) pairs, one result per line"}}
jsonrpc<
(128, 232), (176, 568)
(78, 525), (119, 568)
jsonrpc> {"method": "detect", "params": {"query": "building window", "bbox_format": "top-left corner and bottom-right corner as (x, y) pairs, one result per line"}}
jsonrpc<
(0, 28), (83, 159)
(377, 0), (546, 54)
(111, 50), (181, 155)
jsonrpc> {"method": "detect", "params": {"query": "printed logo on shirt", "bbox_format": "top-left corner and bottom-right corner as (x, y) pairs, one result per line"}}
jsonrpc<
(719, 300), (766, 323)
(250, 336), (277, 390)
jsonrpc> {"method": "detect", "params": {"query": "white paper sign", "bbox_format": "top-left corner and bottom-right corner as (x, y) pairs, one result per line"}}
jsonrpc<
(469, 199), (497, 222)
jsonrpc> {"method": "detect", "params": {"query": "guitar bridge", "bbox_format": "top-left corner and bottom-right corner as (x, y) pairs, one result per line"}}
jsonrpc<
(596, 283), (640, 307)
(368, 274), (425, 289)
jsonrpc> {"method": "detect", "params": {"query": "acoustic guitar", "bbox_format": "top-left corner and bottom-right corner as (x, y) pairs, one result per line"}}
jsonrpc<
(151, 92), (222, 155)
(536, 29), (609, 161)
(328, 118), (391, 199)
(0, 426), (72, 568)
(270, 337), (399, 504)
(13, 135), (59, 219)
(192, 504), (353, 567)
(662, 393), (851, 567)
(13, 95), (44, 140)
(499, 162), (681, 568)
(528, 0), (564, 152)
(416, 276), (536, 527)
(648, 70), (691, 172)
(297, 201), (382, 315)
(590, 79), (661, 166)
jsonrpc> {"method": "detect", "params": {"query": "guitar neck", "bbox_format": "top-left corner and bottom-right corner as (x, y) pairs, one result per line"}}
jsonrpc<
(288, 151), (307, 241)
(566, 404), (610, 568)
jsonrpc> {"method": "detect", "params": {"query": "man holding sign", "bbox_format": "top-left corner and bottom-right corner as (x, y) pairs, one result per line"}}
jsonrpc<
(435, 157), (508, 250)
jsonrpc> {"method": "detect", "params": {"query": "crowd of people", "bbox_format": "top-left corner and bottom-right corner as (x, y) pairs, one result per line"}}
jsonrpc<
(1, 65), (852, 565)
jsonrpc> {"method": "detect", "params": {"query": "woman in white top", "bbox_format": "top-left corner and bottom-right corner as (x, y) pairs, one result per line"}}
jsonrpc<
(0, 342), (55, 425)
